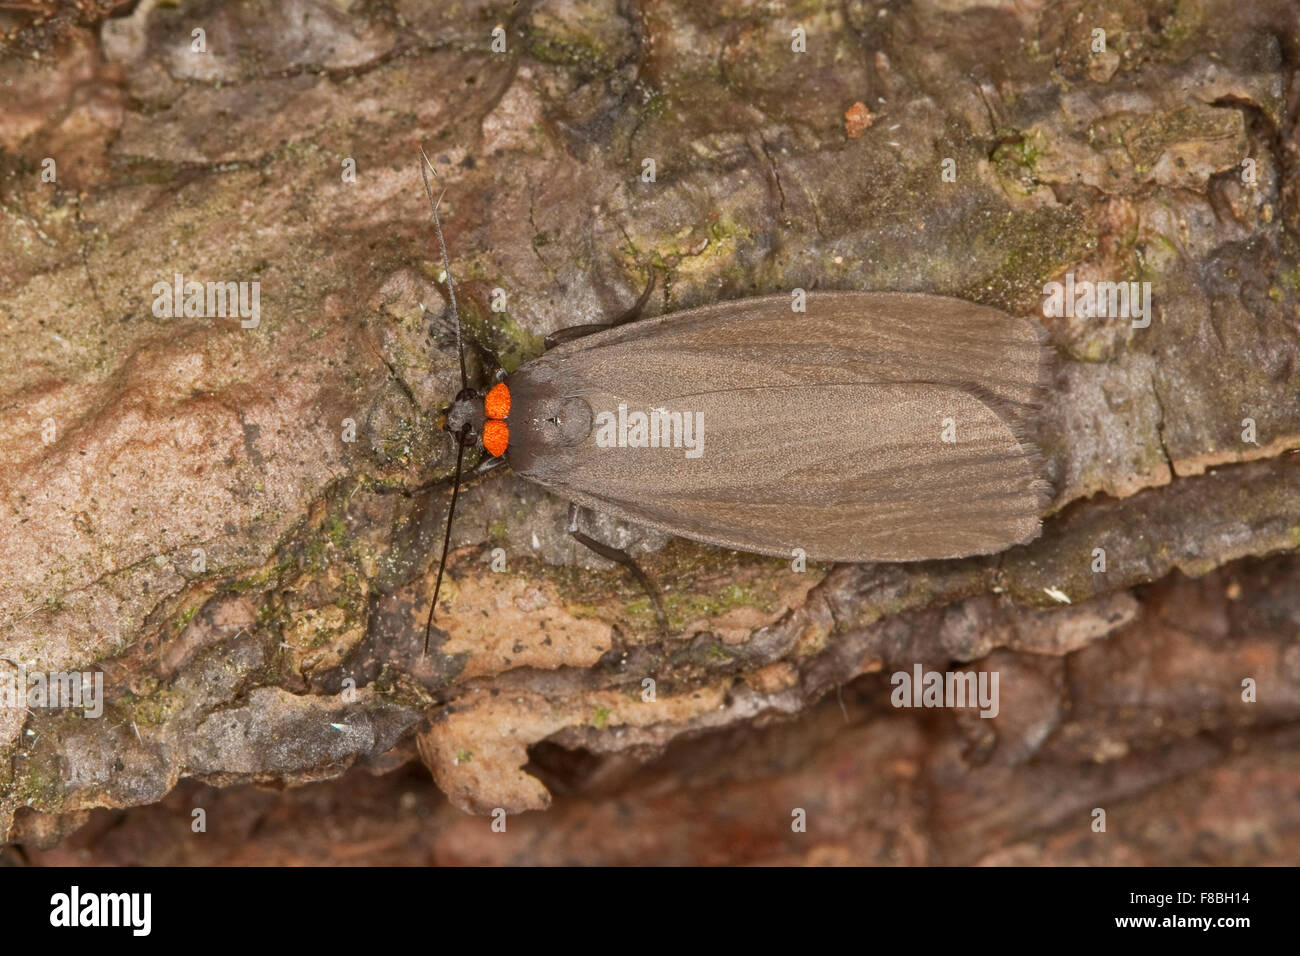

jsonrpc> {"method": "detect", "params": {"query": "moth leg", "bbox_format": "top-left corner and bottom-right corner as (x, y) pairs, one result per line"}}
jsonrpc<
(370, 479), (442, 497)
(474, 455), (507, 476)
(544, 267), (656, 350)
(566, 502), (669, 632)
(601, 265), (659, 328)
(370, 456), (502, 498)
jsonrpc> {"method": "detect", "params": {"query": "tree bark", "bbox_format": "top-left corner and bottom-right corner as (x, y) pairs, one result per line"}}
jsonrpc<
(1, 0), (1298, 863)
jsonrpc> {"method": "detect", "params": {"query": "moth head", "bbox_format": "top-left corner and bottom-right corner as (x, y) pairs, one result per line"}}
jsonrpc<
(445, 386), (485, 447)
(447, 381), (510, 457)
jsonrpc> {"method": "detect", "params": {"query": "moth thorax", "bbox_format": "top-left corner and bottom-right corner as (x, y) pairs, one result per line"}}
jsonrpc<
(537, 396), (593, 446)
(482, 382), (511, 457)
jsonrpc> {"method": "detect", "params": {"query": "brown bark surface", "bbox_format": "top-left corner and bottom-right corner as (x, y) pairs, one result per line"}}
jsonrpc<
(1, 0), (1299, 864)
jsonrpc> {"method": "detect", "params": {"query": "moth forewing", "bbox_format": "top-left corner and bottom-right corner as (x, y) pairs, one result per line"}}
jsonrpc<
(503, 291), (1049, 562)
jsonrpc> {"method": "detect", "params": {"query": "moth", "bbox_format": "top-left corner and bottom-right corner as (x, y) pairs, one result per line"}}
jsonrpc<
(416, 151), (1050, 648)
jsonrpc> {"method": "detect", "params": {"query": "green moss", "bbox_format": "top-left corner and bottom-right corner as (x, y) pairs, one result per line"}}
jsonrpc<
(525, 31), (596, 69)
(643, 91), (669, 120)
(1022, 37), (1047, 62)
(1158, 1), (1199, 44)
(1004, 130), (1044, 171)
(228, 553), (297, 593)
(325, 515), (347, 546)
(1080, 337), (1109, 362)
(991, 128), (1047, 196)
(522, 11), (623, 74)
(566, 601), (601, 619)
(122, 685), (182, 728)
(13, 750), (64, 808)
(657, 580), (778, 630)
(706, 215), (751, 252)
(458, 297), (545, 374)
(175, 604), (199, 632)
(1138, 234), (1180, 279)
(592, 706), (610, 729)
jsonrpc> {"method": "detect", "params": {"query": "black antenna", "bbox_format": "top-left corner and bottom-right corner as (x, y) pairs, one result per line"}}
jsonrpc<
(419, 147), (468, 392)
(418, 147), (471, 654)
(425, 424), (468, 654)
